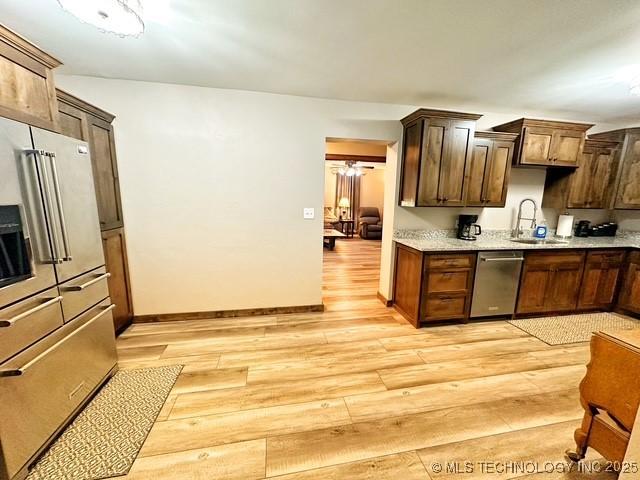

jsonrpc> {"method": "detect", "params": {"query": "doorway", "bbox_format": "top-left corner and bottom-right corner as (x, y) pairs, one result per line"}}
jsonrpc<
(322, 138), (388, 312)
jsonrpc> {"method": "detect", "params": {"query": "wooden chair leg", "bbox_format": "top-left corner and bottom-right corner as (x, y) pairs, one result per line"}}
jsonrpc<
(566, 410), (595, 462)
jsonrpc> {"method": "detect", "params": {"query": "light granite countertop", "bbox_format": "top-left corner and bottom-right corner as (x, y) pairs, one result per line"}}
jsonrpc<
(393, 230), (640, 252)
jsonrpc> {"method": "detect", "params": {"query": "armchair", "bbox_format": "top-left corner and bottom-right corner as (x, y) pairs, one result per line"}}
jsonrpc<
(358, 207), (382, 240)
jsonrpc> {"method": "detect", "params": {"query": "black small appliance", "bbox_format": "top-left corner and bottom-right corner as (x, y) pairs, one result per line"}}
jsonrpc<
(574, 220), (591, 237)
(457, 214), (482, 241)
(0, 205), (31, 288)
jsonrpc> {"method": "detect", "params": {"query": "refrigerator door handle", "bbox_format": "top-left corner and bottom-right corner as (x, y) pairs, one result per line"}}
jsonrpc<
(26, 149), (63, 265)
(47, 152), (72, 262)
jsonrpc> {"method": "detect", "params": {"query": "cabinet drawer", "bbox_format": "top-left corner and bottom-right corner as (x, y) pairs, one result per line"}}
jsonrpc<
(424, 295), (467, 320)
(586, 250), (625, 266)
(0, 300), (116, 480)
(427, 254), (474, 269)
(427, 271), (471, 293)
(60, 267), (110, 322)
(525, 251), (584, 267)
(0, 287), (63, 364)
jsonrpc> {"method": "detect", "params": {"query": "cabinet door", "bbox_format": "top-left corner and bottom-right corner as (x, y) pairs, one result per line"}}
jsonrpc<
(466, 139), (491, 206)
(102, 227), (133, 333)
(579, 263), (621, 309)
(87, 114), (124, 230)
(551, 130), (583, 166)
(400, 121), (421, 207)
(483, 140), (512, 206)
(589, 148), (618, 209)
(0, 49), (59, 131)
(618, 254), (640, 313)
(520, 127), (554, 165)
(393, 245), (423, 327)
(57, 100), (88, 141)
(567, 149), (594, 208)
(417, 118), (448, 206)
(547, 265), (583, 311)
(439, 120), (473, 206)
(615, 135), (640, 209)
(517, 265), (552, 314)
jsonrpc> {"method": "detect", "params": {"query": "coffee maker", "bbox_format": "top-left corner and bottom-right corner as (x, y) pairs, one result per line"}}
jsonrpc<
(457, 214), (482, 241)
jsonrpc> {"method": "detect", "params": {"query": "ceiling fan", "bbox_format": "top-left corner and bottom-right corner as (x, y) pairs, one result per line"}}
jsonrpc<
(330, 160), (374, 177)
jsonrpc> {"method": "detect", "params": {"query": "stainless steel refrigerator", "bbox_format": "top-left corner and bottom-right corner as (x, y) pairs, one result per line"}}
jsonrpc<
(0, 117), (117, 480)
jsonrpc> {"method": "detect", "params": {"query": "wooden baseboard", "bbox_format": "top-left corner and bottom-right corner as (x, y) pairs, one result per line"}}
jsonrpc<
(376, 291), (393, 307)
(133, 303), (325, 324)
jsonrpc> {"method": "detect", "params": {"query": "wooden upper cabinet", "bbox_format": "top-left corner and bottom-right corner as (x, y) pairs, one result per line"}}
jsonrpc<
(399, 108), (482, 207)
(542, 139), (621, 210)
(400, 121), (422, 207)
(56, 89), (124, 230)
(0, 24), (61, 131)
(466, 131), (517, 207)
(88, 115), (123, 230)
(521, 127), (554, 165)
(493, 118), (593, 167)
(590, 128), (640, 210)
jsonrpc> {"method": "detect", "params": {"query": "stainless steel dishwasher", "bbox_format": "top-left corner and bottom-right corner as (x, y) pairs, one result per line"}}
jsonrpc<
(471, 251), (524, 318)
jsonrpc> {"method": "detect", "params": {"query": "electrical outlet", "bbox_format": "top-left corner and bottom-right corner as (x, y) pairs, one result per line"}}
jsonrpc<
(303, 208), (315, 219)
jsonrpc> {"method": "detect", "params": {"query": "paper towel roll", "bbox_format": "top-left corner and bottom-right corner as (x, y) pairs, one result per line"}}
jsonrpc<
(557, 214), (574, 238)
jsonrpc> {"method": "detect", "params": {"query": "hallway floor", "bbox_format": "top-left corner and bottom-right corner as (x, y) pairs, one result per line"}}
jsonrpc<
(114, 238), (614, 479)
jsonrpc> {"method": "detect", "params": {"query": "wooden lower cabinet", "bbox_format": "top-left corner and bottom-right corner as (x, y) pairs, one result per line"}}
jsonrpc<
(578, 250), (624, 310)
(393, 245), (424, 326)
(516, 251), (585, 315)
(422, 253), (475, 322)
(395, 245), (639, 327)
(617, 251), (640, 314)
(102, 228), (133, 333)
(393, 245), (475, 326)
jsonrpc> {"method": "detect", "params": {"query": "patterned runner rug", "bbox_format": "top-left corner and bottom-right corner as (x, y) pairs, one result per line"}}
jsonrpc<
(27, 365), (182, 480)
(508, 312), (640, 345)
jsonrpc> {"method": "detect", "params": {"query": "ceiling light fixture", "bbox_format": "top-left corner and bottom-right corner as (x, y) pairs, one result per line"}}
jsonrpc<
(613, 64), (640, 97)
(331, 160), (366, 177)
(631, 74), (640, 97)
(57, 0), (145, 37)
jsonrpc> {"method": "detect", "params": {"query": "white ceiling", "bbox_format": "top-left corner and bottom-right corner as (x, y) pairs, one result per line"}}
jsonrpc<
(3, 0), (640, 123)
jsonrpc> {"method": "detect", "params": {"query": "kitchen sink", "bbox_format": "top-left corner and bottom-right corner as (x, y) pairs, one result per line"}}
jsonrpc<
(510, 238), (569, 245)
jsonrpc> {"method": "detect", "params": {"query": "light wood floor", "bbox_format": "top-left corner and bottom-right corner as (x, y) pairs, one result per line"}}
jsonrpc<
(116, 238), (615, 479)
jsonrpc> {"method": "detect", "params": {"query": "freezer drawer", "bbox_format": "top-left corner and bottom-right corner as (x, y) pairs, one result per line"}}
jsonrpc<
(0, 287), (63, 364)
(471, 251), (524, 318)
(0, 299), (117, 480)
(60, 266), (109, 322)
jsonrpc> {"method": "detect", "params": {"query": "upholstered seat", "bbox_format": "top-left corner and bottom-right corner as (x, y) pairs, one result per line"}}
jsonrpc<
(358, 207), (382, 240)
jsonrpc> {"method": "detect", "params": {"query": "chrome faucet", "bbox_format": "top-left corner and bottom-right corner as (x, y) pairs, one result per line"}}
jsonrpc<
(513, 198), (537, 238)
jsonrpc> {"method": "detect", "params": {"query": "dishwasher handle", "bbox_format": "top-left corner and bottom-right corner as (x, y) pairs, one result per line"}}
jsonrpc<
(481, 256), (524, 262)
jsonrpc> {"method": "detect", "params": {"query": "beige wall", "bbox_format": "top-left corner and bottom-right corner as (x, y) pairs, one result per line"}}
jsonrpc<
(56, 75), (403, 315)
(359, 168), (385, 218)
(55, 74), (638, 314)
(323, 165), (337, 211)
